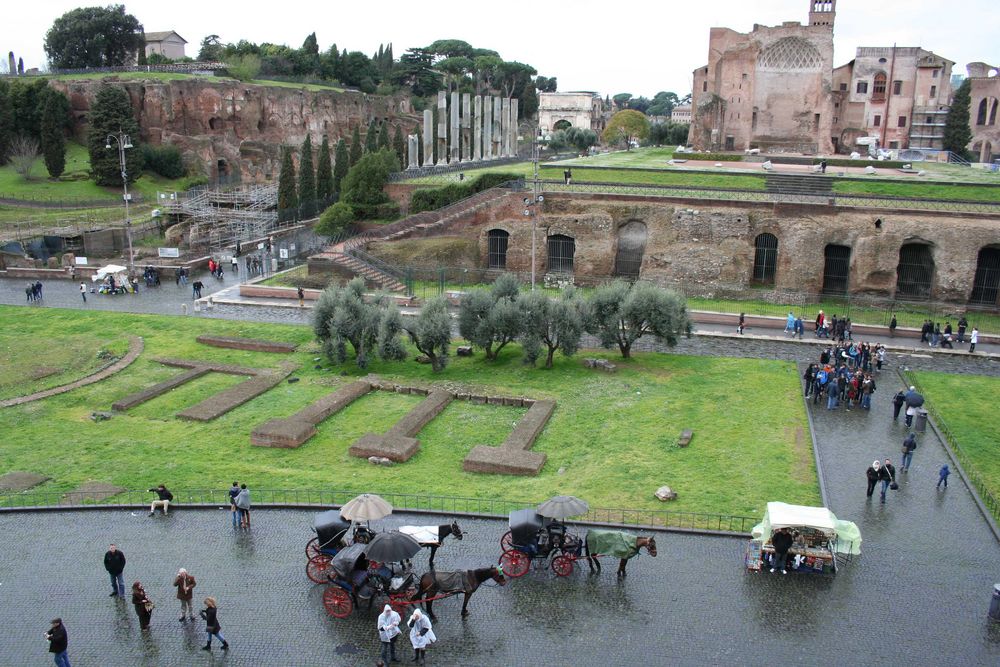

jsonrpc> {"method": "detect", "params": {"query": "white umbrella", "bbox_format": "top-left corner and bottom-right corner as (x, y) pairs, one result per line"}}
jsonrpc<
(536, 495), (589, 519)
(340, 493), (393, 521)
(92, 264), (128, 281)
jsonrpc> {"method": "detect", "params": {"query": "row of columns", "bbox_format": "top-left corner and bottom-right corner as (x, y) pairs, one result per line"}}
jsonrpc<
(406, 91), (519, 169)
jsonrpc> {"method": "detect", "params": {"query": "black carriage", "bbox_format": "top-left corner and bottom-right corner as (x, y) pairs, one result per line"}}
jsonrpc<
(305, 510), (375, 583)
(497, 509), (582, 577)
(320, 543), (418, 619)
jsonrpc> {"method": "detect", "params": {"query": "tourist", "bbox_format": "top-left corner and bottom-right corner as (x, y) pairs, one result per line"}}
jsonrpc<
(45, 618), (70, 667)
(407, 609), (435, 665)
(969, 327), (978, 353)
(794, 314), (804, 339)
(904, 387), (920, 427)
(892, 389), (906, 422)
(199, 597), (229, 651)
(148, 484), (173, 516)
(859, 373), (876, 410)
(878, 458), (897, 503)
(103, 543), (126, 598)
(737, 312), (745, 335)
(235, 483), (251, 529)
(80, 282), (88, 303)
(889, 315), (897, 337)
(940, 333), (954, 349)
(901, 433), (917, 472)
(930, 323), (941, 347)
(173, 568), (197, 622)
(784, 311), (795, 334)
(231, 256), (239, 274)
(866, 460), (881, 499)
(131, 581), (153, 630)
(820, 159), (827, 174)
(875, 344), (886, 370)
(298, 286), (305, 307)
(563, 168), (572, 184)
(377, 603), (402, 664)
(25, 283), (34, 303)
(826, 374), (839, 410)
(35, 281), (43, 301)
(770, 526), (792, 574)
(192, 280), (204, 299)
(957, 316), (968, 343)
(937, 464), (950, 490)
(180, 267), (188, 286)
(229, 481), (241, 528)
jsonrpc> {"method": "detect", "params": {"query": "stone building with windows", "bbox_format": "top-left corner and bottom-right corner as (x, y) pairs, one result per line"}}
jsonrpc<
(967, 62), (1000, 164)
(143, 31), (187, 60)
(537, 92), (606, 136)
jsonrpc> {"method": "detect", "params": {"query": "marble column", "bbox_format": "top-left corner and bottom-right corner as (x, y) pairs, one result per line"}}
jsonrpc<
(483, 95), (493, 160)
(407, 134), (419, 169)
(500, 97), (511, 157)
(461, 92), (472, 161)
(422, 109), (433, 167)
(436, 91), (448, 165)
(473, 95), (483, 161)
(510, 99), (519, 157)
(492, 96), (503, 158)
(450, 91), (460, 163)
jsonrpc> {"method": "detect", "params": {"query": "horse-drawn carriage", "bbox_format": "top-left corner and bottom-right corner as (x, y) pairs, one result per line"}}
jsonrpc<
(305, 509), (376, 583)
(321, 543), (418, 618)
(497, 509), (584, 577)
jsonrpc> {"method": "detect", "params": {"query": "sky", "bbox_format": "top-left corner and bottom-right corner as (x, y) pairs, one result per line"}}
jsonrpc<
(3, 0), (994, 98)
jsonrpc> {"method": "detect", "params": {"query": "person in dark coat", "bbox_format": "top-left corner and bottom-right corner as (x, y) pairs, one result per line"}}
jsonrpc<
(892, 390), (906, 422)
(228, 481), (241, 528)
(46, 618), (70, 667)
(200, 597), (229, 651)
(866, 460), (881, 498)
(770, 527), (793, 574)
(901, 433), (917, 471)
(878, 458), (897, 503)
(132, 581), (153, 630)
(103, 543), (126, 597)
(889, 315), (897, 337)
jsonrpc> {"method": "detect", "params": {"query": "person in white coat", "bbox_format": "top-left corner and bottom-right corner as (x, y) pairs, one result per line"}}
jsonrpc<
(377, 604), (401, 664)
(407, 609), (435, 664)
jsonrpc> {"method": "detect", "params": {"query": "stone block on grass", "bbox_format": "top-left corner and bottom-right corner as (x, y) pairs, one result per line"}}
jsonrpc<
(677, 429), (693, 447)
(251, 418), (317, 448)
(349, 390), (453, 463)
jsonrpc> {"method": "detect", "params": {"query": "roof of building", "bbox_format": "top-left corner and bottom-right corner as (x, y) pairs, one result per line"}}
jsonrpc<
(143, 31), (187, 44)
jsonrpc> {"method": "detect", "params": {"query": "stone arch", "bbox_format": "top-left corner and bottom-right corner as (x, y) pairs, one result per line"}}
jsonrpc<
(553, 119), (572, 131)
(822, 244), (851, 295)
(546, 234), (575, 274)
(751, 232), (778, 286)
(487, 228), (510, 270)
(757, 37), (823, 71)
(895, 241), (935, 299)
(990, 99), (998, 125)
(970, 245), (1000, 305)
(613, 220), (648, 279)
(977, 98), (988, 125)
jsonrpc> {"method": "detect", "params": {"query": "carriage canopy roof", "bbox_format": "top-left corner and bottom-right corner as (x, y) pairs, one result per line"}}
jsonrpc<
(752, 502), (862, 555)
(509, 509), (547, 544)
(330, 542), (368, 579)
(314, 509), (351, 544)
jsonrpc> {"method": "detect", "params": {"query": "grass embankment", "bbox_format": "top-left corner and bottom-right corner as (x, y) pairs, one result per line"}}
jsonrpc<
(552, 147), (676, 167)
(833, 180), (1000, 202)
(0, 306), (818, 516)
(910, 372), (1000, 505)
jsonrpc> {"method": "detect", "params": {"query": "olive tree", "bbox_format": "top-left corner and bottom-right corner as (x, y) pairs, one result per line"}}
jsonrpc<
(519, 288), (587, 369)
(587, 280), (691, 358)
(312, 277), (405, 369)
(402, 296), (452, 372)
(457, 273), (522, 360)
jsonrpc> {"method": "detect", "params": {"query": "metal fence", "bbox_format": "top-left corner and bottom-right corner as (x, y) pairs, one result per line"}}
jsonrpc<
(0, 488), (757, 534)
(0, 193), (140, 208)
(903, 373), (1000, 526)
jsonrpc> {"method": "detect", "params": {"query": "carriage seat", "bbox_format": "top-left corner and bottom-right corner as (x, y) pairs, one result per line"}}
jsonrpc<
(390, 573), (415, 594)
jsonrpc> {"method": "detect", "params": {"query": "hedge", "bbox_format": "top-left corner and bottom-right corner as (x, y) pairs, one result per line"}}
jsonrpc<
(673, 153), (744, 162)
(139, 144), (186, 179)
(814, 158), (908, 169)
(410, 172), (521, 213)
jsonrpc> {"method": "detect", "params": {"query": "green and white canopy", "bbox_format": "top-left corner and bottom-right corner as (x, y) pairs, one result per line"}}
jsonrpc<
(751, 502), (862, 555)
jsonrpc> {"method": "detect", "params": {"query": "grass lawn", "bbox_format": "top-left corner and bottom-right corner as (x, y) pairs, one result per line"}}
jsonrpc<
(833, 180), (1000, 202)
(0, 306), (818, 517)
(0, 332), (130, 401)
(551, 147), (676, 167)
(46, 72), (211, 83)
(909, 372), (1000, 507)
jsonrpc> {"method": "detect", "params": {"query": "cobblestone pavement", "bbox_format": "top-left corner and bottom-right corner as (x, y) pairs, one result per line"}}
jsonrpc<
(1, 504), (998, 666)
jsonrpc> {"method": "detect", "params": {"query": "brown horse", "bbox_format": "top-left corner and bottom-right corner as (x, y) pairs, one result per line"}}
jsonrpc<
(412, 566), (505, 620)
(586, 535), (657, 576)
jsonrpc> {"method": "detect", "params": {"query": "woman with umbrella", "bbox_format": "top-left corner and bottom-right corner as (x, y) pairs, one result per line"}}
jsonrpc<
(903, 386), (924, 428)
(407, 609), (436, 664)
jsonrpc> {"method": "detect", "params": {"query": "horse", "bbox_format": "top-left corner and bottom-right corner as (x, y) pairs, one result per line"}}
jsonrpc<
(411, 565), (505, 620)
(584, 530), (657, 577)
(399, 521), (463, 569)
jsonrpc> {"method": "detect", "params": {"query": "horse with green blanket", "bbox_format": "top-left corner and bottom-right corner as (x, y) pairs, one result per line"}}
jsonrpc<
(585, 529), (657, 576)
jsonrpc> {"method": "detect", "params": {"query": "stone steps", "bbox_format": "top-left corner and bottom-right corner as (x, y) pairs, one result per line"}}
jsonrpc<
(765, 173), (833, 196)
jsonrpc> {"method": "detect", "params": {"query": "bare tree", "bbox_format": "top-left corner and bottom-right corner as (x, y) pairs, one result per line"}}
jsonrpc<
(9, 135), (40, 180)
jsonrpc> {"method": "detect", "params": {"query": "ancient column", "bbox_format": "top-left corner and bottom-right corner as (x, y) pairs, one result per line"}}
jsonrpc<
(500, 97), (511, 157)
(422, 109), (434, 168)
(407, 134), (419, 170)
(510, 99), (519, 157)
(492, 96), (503, 158)
(436, 91), (448, 165)
(473, 95), (483, 161)
(450, 91), (460, 163)
(461, 93), (472, 162)
(483, 95), (493, 160)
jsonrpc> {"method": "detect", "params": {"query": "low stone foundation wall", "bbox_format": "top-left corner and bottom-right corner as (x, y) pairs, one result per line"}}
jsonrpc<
(196, 335), (297, 353)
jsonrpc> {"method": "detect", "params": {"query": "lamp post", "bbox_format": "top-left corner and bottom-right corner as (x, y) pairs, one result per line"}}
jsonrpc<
(524, 131), (550, 290)
(106, 131), (134, 273)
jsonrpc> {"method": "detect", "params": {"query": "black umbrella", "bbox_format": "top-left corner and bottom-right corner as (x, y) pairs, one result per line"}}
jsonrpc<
(904, 389), (924, 407)
(365, 531), (422, 563)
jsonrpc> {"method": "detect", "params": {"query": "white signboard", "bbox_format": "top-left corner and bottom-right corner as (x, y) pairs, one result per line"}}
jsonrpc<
(289, 244), (296, 251)
(279, 248), (289, 259)
(257, 243), (265, 250)
(74, 256), (88, 265)
(157, 247), (180, 258)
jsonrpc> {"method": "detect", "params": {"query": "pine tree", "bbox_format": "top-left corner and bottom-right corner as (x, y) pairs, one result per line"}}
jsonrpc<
(349, 126), (363, 165)
(277, 146), (298, 221)
(943, 79), (974, 161)
(392, 125), (406, 166)
(87, 85), (142, 186)
(39, 89), (68, 178)
(316, 135), (334, 204)
(298, 134), (316, 218)
(334, 137), (349, 196)
(377, 121), (391, 151)
(365, 118), (379, 153)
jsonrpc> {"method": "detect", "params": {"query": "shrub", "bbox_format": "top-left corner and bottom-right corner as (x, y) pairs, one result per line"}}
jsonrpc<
(226, 54), (262, 82)
(315, 202), (355, 237)
(409, 172), (521, 213)
(677, 152), (743, 162)
(139, 144), (186, 179)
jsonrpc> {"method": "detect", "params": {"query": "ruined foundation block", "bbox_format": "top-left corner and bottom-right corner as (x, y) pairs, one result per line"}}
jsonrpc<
(348, 390), (453, 462)
(463, 399), (555, 476)
(250, 418), (317, 448)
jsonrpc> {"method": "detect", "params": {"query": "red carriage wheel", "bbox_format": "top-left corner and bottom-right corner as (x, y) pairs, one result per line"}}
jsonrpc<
(551, 555), (574, 577)
(306, 555), (332, 583)
(500, 531), (513, 550)
(305, 537), (320, 559)
(323, 586), (353, 618)
(499, 549), (530, 578)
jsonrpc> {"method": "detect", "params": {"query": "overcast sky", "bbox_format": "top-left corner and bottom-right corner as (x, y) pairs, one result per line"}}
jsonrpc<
(4, 1), (994, 97)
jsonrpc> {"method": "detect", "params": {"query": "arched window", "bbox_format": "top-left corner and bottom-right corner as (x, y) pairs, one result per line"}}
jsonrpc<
(614, 221), (648, 278)
(546, 234), (575, 273)
(895, 243), (935, 299)
(752, 233), (778, 285)
(990, 99), (998, 126)
(970, 246), (1000, 306)
(872, 73), (887, 101)
(822, 244), (851, 295)
(487, 229), (509, 270)
(977, 98), (989, 125)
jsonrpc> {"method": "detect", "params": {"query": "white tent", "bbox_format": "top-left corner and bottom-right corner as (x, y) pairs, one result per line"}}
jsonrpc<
(752, 502), (861, 555)
(92, 264), (128, 282)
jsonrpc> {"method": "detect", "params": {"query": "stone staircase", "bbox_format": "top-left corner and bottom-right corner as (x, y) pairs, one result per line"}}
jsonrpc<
(764, 173), (834, 197)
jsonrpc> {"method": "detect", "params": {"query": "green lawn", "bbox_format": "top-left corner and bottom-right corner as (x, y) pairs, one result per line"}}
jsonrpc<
(551, 147), (676, 167)
(833, 180), (1000, 202)
(250, 78), (345, 93)
(45, 71), (210, 83)
(0, 332), (129, 401)
(0, 306), (819, 517)
(909, 372), (1000, 509)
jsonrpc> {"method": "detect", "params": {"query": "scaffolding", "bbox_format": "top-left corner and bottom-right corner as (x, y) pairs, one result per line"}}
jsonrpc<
(163, 184), (278, 254)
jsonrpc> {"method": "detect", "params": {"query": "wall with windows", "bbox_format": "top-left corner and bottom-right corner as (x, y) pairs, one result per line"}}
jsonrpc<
(968, 62), (1000, 164)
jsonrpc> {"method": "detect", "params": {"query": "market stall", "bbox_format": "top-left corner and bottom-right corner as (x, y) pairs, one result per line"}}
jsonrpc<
(745, 502), (861, 575)
(91, 264), (130, 294)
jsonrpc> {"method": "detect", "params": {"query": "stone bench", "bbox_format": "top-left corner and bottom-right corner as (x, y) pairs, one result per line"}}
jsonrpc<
(349, 390), (454, 462)
(196, 335), (297, 353)
(463, 400), (555, 476)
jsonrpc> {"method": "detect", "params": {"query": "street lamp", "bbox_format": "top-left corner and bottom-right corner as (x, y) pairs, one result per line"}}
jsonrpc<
(106, 131), (135, 273)
(525, 131), (550, 290)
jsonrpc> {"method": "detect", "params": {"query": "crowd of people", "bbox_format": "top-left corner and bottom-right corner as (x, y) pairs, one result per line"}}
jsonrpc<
(802, 341), (885, 411)
(24, 281), (44, 303)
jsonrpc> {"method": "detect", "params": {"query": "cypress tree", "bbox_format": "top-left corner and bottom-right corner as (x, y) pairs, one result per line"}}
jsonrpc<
(349, 125), (363, 165)
(298, 134), (316, 218)
(365, 118), (379, 154)
(39, 88), (68, 178)
(377, 121), (391, 151)
(943, 79), (974, 161)
(334, 137), (349, 196)
(277, 146), (298, 221)
(392, 125), (406, 166)
(0, 80), (13, 166)
(316, 135), (334, 204)
(87, 85), (142, 186)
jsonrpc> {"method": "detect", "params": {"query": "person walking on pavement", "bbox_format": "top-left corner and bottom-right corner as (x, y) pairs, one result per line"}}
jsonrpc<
(45, 618), (71, 667)
(80, 282), (88, 303)
(228, 481), (241, 528)
(878, 458), (897, 503)
(957, 316), (968, 343)
(866, 460), (881, 499)
(298, 286), (305, 307)
(904, 386), (920, 428)
(888, 315), (897, 337)
(103, 543), (126, 597)
(969, 327), (978, 353)
(235, 483), (251, 529)
(407, 609), (435, 665)
(901, 433), (917, 472)
(200, 597), (229, 651)
(937, 464), (950, 490)
(192, 280), (203, 299)
(378, 603), (402, 663)
(173, 568), (197, 622)
(132, 581), (153, 630)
